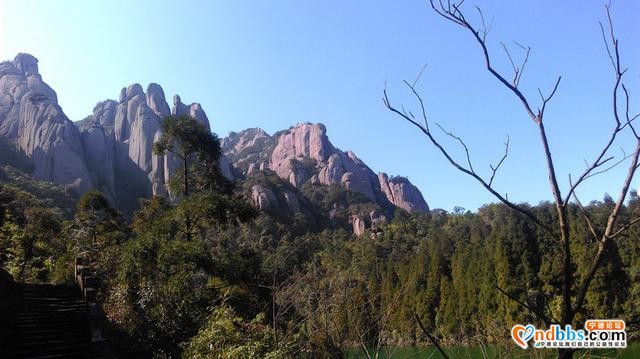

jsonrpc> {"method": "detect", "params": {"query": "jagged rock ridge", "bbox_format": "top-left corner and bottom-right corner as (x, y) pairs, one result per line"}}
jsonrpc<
(0, 54), (428, 227)
(222, 123), (429, 214)
(0, 53), (232, 211)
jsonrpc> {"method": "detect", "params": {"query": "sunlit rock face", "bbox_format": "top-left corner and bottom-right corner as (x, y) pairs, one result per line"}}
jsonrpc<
(80, 82), (233, 207)
(0, 53), (428, 222)
(223, 122), (429, 214)
(0, 54), (93, 195)
(378, 172), (429, 212)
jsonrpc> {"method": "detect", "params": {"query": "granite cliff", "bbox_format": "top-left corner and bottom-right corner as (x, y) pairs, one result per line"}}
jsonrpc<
(0, 53), (429, 232)
(78, 83), (232, 210)
(0, 54), (92, 194)
(222, 123), (429, 215)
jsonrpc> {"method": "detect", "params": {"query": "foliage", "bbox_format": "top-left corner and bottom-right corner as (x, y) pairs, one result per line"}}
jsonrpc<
(2, 118), (639, 358)
(153, 115), (222, 197)
(181, 304), (296, 359)
(0, 184), (67, 282)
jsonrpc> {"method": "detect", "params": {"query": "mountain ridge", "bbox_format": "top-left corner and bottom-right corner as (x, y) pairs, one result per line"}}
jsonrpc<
(0, 53), (429, 227)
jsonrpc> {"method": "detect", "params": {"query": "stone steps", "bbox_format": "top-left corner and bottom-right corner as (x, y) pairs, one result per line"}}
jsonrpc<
(5, 283), (91, 359)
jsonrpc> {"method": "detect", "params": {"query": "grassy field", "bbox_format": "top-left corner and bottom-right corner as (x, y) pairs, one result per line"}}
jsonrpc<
(345, 343), (640, 358)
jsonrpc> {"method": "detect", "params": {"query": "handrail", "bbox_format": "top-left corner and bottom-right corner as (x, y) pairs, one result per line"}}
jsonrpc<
(74, 256), (106, 343)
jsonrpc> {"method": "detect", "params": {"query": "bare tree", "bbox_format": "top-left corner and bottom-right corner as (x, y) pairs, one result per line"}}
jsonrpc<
(384, 2), (638, 358)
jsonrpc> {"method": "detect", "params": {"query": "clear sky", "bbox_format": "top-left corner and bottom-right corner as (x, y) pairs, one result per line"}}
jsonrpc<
(1, 1), (639, 212)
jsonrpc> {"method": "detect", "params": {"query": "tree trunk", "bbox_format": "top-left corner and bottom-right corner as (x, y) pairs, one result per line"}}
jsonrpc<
(183, 156), (192, 241)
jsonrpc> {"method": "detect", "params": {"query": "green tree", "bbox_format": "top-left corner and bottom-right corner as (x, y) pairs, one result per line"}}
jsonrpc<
(0, 184), (65, 282)
(70, 190), (127, 280)
(153, 115), (221, 198)
(182, 304), (295, 359)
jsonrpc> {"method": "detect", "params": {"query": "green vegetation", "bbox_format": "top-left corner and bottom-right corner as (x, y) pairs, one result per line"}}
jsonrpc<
(1, 116), (638, 358)
(347, 343), (640, 359)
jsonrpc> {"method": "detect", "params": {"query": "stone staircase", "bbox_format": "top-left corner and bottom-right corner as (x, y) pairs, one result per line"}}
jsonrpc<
(5, 284), (91, 359)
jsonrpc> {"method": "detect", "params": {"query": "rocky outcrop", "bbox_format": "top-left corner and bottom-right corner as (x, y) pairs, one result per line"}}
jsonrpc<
(370, 209), (387, 231)
(269, 123), (334, 179)
(351, 215), (366, 236)
(283, 190), (301, 213)
(378, 172), (429, 212)
(222, 128), (275, 175)
(251, 184), (278, 211)
(0, 54), (93, 194)
(172, 95), (210, 130)
(222, 122), (429, 215)
(80, 82), (232, 207)
(0, 53), (428, 223)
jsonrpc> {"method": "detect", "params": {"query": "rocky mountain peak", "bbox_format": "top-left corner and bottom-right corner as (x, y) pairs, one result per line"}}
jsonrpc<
(222, 122), (429, 215)
(0, 53), (91, 195)
(14, 53), (40, 77)
(0, 53), (428, 224)
(146, 83), (170, 118)
(172, 94), (209, 131)
(79, 81), (230, 209)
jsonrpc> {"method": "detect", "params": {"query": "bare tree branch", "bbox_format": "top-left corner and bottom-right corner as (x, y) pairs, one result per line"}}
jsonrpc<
(563, 4), (633, 206)
(610, 216), (640, 239)
(489, 136), (509, 187)
(412, 62), (429, 87)
(569, 180), (600, 243)
(436, 123), (475, 173)
(383, 84), (555, 236)
(393, 1), (640, 335)
(414, 312), (450, 359)
(496, 286), (553, 326)
(573, 141), (640, 316)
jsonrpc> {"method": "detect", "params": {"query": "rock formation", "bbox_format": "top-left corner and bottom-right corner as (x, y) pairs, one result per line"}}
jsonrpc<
(251, 184), (278, 211)
(0, 54), (429, 228)
(80, 82), (232, 208)
(0, 54), (93, 195)
(378, 173), (429, 212)
(222, 123), (429, 214)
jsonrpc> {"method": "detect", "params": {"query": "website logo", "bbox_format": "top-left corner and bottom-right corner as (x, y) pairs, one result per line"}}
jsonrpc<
(511, 320), (626, 349)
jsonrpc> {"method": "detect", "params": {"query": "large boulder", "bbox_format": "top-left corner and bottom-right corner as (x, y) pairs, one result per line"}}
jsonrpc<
(378, 172), (429, 212)
(251, 184), (278, 211)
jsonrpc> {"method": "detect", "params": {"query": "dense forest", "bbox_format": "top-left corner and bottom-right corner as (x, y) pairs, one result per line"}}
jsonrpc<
(1, 116), (638, 358)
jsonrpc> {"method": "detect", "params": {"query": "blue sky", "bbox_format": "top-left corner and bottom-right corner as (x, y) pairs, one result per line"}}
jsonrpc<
(1, 1), (639, 211)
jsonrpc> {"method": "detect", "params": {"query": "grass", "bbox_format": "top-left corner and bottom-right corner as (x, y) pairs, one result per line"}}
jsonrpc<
(345, 342), (640, 358)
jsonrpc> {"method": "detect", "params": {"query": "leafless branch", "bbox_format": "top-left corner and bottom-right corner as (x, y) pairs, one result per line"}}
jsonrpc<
(412, 62), (429, 87)
(475, 6), (492, 41)
(563, 3), (631, 206)
(489, 136), (509, 187)
(436, 123), (475, 173)
(610, 216), (640, 239)
(429, 0), (558, 124)
(414, 312), (450, 359)
(383, 84), (555, 236)
(573, 141), (640, 316)
(599, 21), (616, 73)
(404, 1), (640, 329)
(622, 84), (640, 139)
(538, 77), (562, 119)
(428, 0), (565, 241)
(496, 285), (553, 326)
(500, 41), (530, 88)
(584, 151), (633, 180)
(569, 177), (600, 243)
